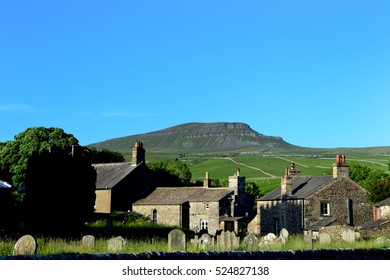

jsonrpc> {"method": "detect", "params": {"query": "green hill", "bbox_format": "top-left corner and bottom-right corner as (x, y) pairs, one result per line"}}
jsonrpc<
(89, 122), (390, 158)
(90, 122), (294, 155)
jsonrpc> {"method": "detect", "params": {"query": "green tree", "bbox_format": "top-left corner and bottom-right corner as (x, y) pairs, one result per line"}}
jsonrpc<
(0, 127), (78, 187)
(245, 181), (264, 210)
(148, 160), (192, 187)
(24, 148), (96, 236)
(86, 147), (125, 163)
(349, 161), (389, 204)
(367, 177), (390, 204)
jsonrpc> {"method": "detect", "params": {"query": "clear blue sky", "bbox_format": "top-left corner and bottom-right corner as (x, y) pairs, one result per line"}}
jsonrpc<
(1, 1), (389, 148)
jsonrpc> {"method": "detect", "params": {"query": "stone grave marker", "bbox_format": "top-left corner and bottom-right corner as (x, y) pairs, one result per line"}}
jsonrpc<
(244, 233), (258, 250)
(224, 231), (233, 250)
(107, 236), (126, 252)
(82, 235), (96, 249)
(231, 231), (240, 250)
(304, 230), (314, 249)
(168, 229), (186, 252)
(199, 233), (213, 250)
(279, 228), (289, 245)
(319, 232), (332, 245)
(216, 231), (225, 250)
(13, 235), (37, 256)
(341, 228), (355, 243)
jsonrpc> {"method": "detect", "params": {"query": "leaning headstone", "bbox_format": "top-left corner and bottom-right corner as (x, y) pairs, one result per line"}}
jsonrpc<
(199, 233), (213, 250)
(279, 228), (289, 245)
(82, 235), (95, 249)
(168, 229), (186, 252)
(13, 235), (37, 256)
(319, 232), (332, 245)
(107, 236), (126, 252)
(244, 233), (258, 250)
(342, 228), (355, 243)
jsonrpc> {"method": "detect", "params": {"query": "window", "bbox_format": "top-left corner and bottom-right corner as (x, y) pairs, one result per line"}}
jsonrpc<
(152, 209), (157, 222)
(320, 202), (330, 216)
(200, 220), (208, 231)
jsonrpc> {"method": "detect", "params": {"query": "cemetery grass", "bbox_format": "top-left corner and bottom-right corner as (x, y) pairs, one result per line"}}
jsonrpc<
(2, 234), (390, 257)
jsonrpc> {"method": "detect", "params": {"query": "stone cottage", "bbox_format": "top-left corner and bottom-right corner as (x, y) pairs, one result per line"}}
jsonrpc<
(248, 155), (373, 235)
(133, 170), (254, 236)
(94, 142), (154, 214)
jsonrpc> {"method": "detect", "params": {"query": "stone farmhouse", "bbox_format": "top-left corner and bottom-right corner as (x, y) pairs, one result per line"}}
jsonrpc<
(133, 170), (254, 236)
(94, 142), (154, 214)
(248, 155), (373, 235)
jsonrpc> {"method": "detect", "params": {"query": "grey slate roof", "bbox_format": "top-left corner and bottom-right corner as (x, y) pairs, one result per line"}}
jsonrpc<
(93, 162), (138, 190)
(307, 217), (337, 231)
(375, 197), (390, 207)
(134, 187), (233, 205)
(260, 175), (334, 200)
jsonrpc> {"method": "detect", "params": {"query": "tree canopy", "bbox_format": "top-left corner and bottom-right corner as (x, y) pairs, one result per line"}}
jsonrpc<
(0, 127), (78, 187)
(148, 160), (192, 187)
(349, 161), (390, 204)
(24, 149), (96, 235)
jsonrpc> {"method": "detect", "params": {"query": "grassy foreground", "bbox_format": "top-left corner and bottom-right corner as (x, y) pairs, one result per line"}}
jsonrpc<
(1, 234), (390, 257)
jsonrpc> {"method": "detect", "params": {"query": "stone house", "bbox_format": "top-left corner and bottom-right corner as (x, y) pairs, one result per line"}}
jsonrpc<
(94, 142), (154, 214)
(373, 197), (390, 221)
(133, 170), (254, 236)
(248, 155), (373, 236)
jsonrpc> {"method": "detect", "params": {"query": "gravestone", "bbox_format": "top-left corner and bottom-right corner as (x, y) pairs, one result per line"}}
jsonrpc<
(244, 233), (258, 250)
(107, 236), (126, 252)
(231, 231), (240, 250)
(82, 235), (96, 249)
(304, 230), (314, 249)
(199, 233), (213, 250)
(341, 228), (355, 243)
(13, 235), (37, 256)
(216, 231), (225, 250)
(375, 236), (390, 244)
(279, 228), (289, 245)
(168, 229), (186, 252)
(319, 232), (332, 245)
(224, 231), (233, 250)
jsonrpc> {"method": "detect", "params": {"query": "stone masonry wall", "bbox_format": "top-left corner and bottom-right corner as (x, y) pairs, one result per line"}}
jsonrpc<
(304, 178), (372, 229)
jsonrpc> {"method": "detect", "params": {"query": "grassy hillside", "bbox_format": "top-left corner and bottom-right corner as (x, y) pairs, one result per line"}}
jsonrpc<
(88, 122), (390, 193)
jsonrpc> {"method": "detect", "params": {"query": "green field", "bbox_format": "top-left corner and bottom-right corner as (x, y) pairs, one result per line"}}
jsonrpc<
(176, 154), (390, 194)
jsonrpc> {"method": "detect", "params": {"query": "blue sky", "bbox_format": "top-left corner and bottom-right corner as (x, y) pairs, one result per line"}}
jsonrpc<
(1, 1), (389, 148)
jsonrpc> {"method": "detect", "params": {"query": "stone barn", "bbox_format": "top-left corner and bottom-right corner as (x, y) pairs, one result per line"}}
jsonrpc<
(248, 155), (373, 235)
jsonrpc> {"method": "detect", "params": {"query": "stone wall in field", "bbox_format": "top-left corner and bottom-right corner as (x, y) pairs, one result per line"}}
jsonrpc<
(2, 249), (390, 260)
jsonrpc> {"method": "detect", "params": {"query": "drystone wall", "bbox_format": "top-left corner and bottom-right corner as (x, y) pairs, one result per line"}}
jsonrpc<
(2, 249), (390, 260)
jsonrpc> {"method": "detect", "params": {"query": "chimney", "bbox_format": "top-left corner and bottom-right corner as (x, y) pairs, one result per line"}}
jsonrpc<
(333, 154), (349, 179)
(288, 162), (301, 178)
(229, 169), (245, 196)
(131, 141), (145, 166)
(203, 172), (211, 188)
(281, 167), (293, 198)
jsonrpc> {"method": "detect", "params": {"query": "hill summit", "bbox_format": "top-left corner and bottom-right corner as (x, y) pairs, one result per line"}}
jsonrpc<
(90, 122), (293, 154)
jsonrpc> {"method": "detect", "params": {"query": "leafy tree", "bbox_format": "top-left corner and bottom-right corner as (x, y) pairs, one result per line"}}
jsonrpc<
(0, 127), (78, 187)
(245, 181), (264, 210)
(86, 147), (125, 163)
(148, 160), (192, 187)
(366, 177), (390, 204)
(349, 161), (389, 204)
(24, 149), (96, 236)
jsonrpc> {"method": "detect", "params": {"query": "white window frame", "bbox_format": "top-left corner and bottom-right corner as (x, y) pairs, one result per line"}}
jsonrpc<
(320, 201), (331, 216)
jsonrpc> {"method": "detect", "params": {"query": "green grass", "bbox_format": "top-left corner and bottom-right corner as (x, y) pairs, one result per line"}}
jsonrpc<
(2, 234), (389, 257)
